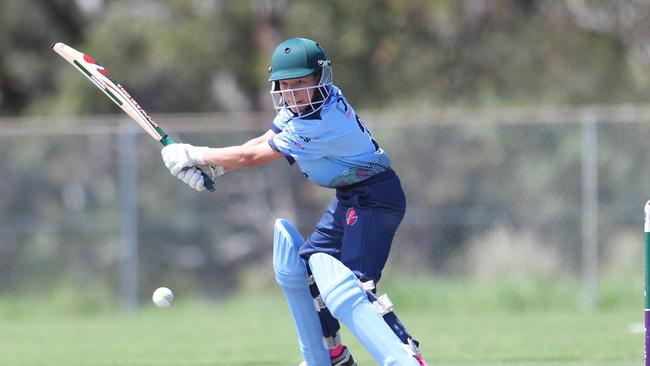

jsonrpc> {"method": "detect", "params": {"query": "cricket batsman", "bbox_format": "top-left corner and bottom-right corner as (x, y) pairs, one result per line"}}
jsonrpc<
(160, 37), (428, 366)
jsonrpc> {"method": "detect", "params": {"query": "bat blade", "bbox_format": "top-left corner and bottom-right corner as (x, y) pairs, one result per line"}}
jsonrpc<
(52, 42), (215, 192)
(52, 42), (166, 142)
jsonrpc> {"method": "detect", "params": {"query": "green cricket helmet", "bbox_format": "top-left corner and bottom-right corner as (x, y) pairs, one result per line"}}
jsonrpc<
(268, 38), (333, 117)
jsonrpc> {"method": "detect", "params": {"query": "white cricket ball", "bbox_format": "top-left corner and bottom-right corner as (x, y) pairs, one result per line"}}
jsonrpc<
(152, 287), (174, 308)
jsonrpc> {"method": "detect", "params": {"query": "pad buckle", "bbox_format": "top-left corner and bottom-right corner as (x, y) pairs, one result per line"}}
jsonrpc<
(404, 337), (422, 356)
(313, 295), (326, 311)
(372, 293), (394, 315)
(359, 280), (375, 292)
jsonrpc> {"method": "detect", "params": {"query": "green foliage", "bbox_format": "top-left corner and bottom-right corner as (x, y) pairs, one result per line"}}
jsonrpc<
(1, 1), (649, 115)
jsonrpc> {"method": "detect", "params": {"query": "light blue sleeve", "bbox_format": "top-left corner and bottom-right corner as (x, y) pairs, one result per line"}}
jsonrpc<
(269, 122), (327, 163)
(270, 108), (293, 133)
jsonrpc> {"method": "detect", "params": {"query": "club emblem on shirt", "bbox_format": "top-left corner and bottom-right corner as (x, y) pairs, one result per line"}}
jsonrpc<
(345, 207), (359, 226)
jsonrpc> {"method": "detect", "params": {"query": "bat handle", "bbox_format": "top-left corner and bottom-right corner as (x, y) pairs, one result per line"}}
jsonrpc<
(160, 135), (216, 192)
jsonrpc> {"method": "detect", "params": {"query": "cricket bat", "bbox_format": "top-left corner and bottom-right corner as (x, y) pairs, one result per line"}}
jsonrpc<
(52, 42), (215, 192)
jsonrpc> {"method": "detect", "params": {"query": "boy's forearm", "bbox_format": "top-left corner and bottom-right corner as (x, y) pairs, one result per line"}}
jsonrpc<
(203, 142), (280, 169)
(201, 129), (279, 169)
(241, 136), (265, 147)
(203, 146), (250, 168)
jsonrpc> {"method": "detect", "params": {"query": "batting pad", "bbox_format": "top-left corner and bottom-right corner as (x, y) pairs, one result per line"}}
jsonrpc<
(309, 253), (419, 366)
(273, 219), (330, 366)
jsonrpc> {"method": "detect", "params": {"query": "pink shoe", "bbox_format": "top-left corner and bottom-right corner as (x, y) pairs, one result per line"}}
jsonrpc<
(297, 345), (357, 366)
(414, 354), (428, 366)
(330, 345), (357, 366)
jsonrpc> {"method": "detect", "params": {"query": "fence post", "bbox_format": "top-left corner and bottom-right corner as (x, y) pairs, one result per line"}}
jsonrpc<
(119, 122), (139, 312)
(581, 111), (599, 309)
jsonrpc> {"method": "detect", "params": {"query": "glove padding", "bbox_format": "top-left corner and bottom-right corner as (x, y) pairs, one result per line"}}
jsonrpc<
(176, 167), (206, 191)
(175, 164), (226, 192)
(161, 144), (225, 192)
(161, 143), (208, 176)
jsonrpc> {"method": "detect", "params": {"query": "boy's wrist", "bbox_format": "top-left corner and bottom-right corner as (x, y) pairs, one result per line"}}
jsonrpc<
(190, 146), (209, 165)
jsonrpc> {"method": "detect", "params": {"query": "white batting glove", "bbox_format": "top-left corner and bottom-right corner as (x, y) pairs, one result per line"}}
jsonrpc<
(175, 167), (206, 191)
(161, 143), (208, 176)
(175, 165), (226, 192)
(199, 164), (226, 179)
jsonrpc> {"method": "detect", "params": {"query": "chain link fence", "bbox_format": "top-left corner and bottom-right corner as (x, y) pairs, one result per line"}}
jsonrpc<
(1, 105), (648, 309)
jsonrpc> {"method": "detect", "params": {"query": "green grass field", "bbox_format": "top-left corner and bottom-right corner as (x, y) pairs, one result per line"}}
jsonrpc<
(0, 275), (642, 365)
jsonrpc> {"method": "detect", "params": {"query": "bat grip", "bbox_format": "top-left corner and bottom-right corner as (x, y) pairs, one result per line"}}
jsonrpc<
(160, 135), (216, 192)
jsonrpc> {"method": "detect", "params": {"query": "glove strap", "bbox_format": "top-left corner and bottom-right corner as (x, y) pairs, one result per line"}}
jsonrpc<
(210, 165), (226, 178)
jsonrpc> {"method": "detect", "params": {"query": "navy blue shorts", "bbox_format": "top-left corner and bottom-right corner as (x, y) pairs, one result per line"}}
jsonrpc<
(299, 169), (406, 284)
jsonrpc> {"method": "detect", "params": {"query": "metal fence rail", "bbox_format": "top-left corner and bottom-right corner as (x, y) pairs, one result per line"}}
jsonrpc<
(1, 105), (648, 309)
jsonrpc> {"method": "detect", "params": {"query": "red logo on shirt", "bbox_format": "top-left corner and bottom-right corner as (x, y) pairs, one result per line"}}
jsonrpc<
(291, 139), (305, 150)
(345, 207), (359, 226)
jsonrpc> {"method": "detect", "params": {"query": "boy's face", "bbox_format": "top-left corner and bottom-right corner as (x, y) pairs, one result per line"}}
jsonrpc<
(279, 74), (319, 114)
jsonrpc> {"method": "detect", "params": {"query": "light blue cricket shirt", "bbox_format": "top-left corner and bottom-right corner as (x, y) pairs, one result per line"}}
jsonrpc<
(268, 85), (391, 188)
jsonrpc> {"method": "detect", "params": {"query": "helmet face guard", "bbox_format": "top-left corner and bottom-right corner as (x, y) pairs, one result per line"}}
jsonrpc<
(269, 65), (333, 118)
